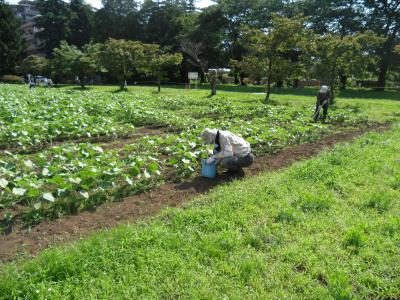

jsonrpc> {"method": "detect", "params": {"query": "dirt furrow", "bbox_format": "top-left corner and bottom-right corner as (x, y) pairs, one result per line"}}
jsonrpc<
(0, 126), (169, 155)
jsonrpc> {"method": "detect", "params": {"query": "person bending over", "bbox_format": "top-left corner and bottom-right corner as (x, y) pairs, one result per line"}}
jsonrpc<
(200, 128), (254, 176)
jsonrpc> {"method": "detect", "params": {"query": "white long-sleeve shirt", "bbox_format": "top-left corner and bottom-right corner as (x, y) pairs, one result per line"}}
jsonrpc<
(212, 130), (251, 159)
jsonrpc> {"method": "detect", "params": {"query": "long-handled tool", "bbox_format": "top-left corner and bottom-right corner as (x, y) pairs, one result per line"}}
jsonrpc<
(313, 100), (328, 120)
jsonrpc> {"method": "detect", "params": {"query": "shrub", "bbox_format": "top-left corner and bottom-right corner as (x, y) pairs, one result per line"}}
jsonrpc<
(1, 75), (21, 84)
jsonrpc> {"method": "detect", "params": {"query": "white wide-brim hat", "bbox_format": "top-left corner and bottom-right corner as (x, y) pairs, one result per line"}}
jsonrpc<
(320, 85), (328, 93)
(200, 128), (218, 144)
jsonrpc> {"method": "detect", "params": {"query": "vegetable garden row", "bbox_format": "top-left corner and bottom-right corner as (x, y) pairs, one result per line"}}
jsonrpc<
(0, 85), (368, 228)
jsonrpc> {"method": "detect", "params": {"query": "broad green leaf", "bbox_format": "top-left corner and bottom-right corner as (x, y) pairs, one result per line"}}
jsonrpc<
(57, 188), (69, 197)
(130, 166), (140, 176)
(125, 177), (133, 186)
(182, 158), (190, 164)
(69, 177), (82, 184)
(42, 168), (49, 176)
(92, 146), (104, 153)
(80, 191), (89, 199)
(148, 162), (158, 173)
(0, 178), (8, 188)
(43, 192), (55, 202)
(27, 188), (40, 197)
(48, 175), (66, 185)
(12, 188), (26, 196)
(24, 159), (34, 169)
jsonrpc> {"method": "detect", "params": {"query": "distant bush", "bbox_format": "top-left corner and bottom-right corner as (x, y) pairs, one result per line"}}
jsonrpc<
(241, 77), (251, 85)
(1, 75), (21, 84)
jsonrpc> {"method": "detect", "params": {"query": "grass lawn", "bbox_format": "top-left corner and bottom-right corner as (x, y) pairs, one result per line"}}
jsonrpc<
(1, 124), (399, 299)
(56, 84), (400, 122)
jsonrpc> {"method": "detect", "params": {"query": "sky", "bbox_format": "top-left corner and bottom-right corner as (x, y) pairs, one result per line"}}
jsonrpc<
(8, 0), (215, 9)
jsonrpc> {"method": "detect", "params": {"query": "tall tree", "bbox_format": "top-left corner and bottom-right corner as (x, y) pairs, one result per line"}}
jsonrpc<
(217, 0), (286, 84)
(178, 6), (227, 82)
(100, 38), (147, 89)
(35, 0), (72, 57)
(310, 32), (382, 103)
(93, 0), (141, 41)
(52, 41), (101, 88)
(17, 55), (48, 78)
(141, 44), (183, 92)
(180, 40), (209, 82)
(302, 0), (365, 35)
(300, 0), (369, 88)
(68, 0), (94, 48)
(364, 0), (400, 90)
(102, 0), (139, 16)
(0, 0), (23, 75)
(140, 0), (185, 47)
(240, 15), (310, 102)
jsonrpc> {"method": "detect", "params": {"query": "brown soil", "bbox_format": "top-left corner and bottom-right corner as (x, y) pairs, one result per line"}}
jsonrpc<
(101, 126), (169, 151)
(0, 124), (390, 262)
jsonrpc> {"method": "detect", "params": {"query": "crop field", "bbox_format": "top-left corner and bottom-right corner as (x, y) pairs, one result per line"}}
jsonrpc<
(0, 84), (377, 228)
(1, 120), (399, 299)
(0, 83), (399, 298)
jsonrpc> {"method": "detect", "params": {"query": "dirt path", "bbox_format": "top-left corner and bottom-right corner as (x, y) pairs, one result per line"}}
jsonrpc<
(0, 124), (390, 262)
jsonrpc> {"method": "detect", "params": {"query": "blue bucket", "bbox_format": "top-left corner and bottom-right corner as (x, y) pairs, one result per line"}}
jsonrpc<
(201, 159), (217, 178)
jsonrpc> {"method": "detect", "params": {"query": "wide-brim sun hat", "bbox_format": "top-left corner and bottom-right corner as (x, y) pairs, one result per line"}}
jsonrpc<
(320, 85), (328, 93)
(200, 128), (218, 144)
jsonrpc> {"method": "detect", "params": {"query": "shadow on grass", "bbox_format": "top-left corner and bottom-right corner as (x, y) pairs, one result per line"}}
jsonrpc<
(52, 83), (400, 101)
(71, 86), (92, 91)
(180, 84), (400, 101)
(177, 173), (243, 194)
(111, 88), (130, 93)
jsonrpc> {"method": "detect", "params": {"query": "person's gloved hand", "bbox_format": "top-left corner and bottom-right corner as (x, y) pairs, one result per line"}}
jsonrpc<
(206, 157), (215, 164)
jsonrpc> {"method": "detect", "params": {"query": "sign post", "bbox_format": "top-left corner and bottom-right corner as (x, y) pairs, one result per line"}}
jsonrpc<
(188, 72), (199, 89)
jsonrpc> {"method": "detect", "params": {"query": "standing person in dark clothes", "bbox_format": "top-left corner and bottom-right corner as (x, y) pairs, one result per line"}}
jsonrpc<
(313, 85), (330, 121)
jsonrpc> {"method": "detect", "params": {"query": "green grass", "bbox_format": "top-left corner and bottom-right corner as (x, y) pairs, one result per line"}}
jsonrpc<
(1, 124), (399, 299)
(56, 84), (400, 122)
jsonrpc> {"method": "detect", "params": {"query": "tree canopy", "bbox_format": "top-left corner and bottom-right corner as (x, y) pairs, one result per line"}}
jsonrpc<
(0, 0), (398, 91)
(0, 0), (23, 75)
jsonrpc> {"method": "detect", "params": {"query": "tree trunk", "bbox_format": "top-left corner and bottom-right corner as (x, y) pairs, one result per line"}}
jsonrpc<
(265, 75), (271, 103)
(211, 82), (217, 96)
(330, 84), (335, 105)
(340, 75), (347, 90)
(234, 73), (239, 85)
(265, 60), (272, 103)
(200, 70), (205, 83)
(157, 81), (161, 93)
(293, 79), (299, 88)
(80, 77), (85, 89)
(181, 61), (189, 83)
(240, 72), (246, 86)
(377, 60), (388, 91)
(120, 78), (128, 90)
(209, 71), (217, 96)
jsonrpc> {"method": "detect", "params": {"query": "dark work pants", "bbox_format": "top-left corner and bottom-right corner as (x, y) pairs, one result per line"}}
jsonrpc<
(314, 103), (328, 120)
(220, 153), (254, 172)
